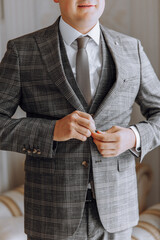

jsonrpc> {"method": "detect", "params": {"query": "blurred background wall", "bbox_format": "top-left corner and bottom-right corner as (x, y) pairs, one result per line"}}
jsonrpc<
(0, 0), (159, 207)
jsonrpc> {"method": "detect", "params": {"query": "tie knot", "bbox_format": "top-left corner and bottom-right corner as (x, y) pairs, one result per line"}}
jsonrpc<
(77, 36), (89, 49)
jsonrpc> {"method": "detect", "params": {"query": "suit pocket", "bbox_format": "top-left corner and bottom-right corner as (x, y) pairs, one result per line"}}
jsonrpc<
(122, 75), (140, 88)
(24, 156), (55, 175)
(118, 150), (136, 172)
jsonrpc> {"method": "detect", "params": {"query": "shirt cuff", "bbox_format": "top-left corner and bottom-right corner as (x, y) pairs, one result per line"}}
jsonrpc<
(129, 126), (141, 152)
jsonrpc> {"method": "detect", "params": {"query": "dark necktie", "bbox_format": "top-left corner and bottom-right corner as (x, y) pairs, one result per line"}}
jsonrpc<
(76, 37), (92, 105)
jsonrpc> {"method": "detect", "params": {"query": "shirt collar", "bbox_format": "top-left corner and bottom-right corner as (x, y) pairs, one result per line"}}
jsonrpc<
(59, 17), (100, 46)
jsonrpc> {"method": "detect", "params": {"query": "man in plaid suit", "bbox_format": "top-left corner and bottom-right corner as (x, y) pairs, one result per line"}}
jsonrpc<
(0, 0), (160, 239)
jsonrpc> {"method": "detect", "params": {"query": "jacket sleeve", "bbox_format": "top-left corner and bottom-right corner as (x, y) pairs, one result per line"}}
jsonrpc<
(135, 40), (160, 162)
(0, 40), (58, 159)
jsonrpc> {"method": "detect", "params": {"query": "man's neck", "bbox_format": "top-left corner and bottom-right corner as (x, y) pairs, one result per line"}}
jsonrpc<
(59, 17), (100, 46)
(61, 17), (98, 34)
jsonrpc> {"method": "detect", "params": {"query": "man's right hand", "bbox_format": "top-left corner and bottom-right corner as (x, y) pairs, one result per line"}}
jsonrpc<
(53, 111), (96, 142)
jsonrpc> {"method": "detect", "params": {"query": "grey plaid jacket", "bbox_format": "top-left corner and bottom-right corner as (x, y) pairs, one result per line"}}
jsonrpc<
(0, 18), (160, 239)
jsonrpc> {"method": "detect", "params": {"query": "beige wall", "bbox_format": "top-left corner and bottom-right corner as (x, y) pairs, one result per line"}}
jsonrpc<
(0, 0), (160, 206)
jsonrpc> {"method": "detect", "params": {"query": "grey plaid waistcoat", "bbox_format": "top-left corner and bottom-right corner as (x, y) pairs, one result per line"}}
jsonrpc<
(59, 31), (116, 187)
(59, 31), (116, 113)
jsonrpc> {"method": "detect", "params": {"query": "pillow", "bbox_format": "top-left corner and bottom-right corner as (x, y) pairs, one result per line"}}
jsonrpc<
(0, 185), (24, 218)
(132, 203), (160, 240)
(0, 217), (27, 240)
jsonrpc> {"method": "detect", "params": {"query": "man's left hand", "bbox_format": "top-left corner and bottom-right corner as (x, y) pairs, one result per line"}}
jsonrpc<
(91, 126), (136, 157)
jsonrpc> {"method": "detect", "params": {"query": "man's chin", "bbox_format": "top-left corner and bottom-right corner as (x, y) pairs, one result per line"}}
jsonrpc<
(77, 14), (98, 25)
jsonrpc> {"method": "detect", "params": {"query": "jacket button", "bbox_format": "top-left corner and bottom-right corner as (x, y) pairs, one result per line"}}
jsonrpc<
(33, 149), (37, 154)
(37, 149), (41, 155)
(82, 161), (88, 168)
(22, 147), (26, 152)
(27, 149), (32, 154)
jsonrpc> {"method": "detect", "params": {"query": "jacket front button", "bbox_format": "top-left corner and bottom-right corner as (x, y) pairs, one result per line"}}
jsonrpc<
(82, 161), (88, 168)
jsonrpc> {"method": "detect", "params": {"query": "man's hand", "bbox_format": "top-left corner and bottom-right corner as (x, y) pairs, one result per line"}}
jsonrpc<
(91, 126), (136, 157)
(53, 111), (96, 142)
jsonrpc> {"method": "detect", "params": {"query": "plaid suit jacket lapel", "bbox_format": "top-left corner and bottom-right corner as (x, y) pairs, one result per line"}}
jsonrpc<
(35, 18), (85, 112)
(34, 20), (133, 117)
(88, 32), (116, 115)
(93, 25), (129, 120)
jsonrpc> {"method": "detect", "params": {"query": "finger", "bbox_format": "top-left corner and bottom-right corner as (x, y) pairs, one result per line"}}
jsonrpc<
(74, 131), (87, 142)
(100, 150), (117, 158)
(93, 139), (117, 150)
(91, 132), (117, 142)
(76, 111), (94, 122)
(96, 130), (104, 134)
(77, 117), (96, 132)
(76, 125), (91, 138)
(106, 126), (121, 133)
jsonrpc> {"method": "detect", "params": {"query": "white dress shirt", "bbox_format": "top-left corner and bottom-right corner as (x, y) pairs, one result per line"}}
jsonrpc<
(59, 17), (141, 154)
(59, 17), (102, 98)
